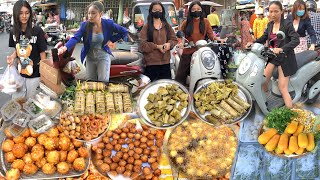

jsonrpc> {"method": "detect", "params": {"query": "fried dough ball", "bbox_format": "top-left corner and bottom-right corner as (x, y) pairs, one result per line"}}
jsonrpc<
(47, 151), (60, 165)
(44, 137), (59, 150)
(38, 134), (48, 145)
(23, 153), (33, 164)
(21, 129), (30, 138)
(12, 143), (27, 158)
(32, 144), (44, 152)
(5, 152), (16, 163)
(13, 136), (25, 144)
(35, 157), (47, 168)
(46, 127), (59, 137)
(73, 157), (86, 171)
(31, 149), (44, 162)
(6, 168), (20, 180)
(72, 139), (83, 148)
(2, 139), (14, 152)
(59, 136), (71, 151)
(57, 162), (70, 174)
(30, 128), (40, 138)
(4, 128), (14, 139)
(99, 163), (110, 173)
(78, 147), (89, 158)
(11, 159), (25, 171)
(42, 163), (56, 175)
(60, 151), (68, 162)
(23, 163), (38, 175)
(67, 149), (79, 163)
(25, 137), (37, 148)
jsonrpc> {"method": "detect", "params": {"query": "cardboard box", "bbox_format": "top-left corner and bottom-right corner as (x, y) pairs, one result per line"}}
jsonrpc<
(40, 76), (65, 95)
(40, 59), (61, 85)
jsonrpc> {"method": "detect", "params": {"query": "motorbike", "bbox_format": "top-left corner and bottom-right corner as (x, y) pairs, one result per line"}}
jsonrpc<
(43, 23), (63, 46)
(236, 31), (320, 115)
(175, 31), (230, 94)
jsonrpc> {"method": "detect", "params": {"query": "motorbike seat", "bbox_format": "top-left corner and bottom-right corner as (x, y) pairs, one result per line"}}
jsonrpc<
(110, 51), (142, 65)
(272, 50), (317, 79)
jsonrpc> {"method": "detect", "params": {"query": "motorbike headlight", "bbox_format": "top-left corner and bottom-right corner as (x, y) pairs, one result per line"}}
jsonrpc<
(238, 57), (252, 75)
(201, 50), (216, 70)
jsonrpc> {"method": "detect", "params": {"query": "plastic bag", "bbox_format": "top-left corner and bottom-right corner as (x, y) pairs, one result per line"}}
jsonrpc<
(62, 60), (80, 75)
(0, 66), (24, 94)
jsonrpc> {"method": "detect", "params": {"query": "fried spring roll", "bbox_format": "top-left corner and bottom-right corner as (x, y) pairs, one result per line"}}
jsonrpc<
(105, 93), (115, 113)
(220, 100), (239, 117)
(226, 98), (246, 113)
(231, 95), (251, 110)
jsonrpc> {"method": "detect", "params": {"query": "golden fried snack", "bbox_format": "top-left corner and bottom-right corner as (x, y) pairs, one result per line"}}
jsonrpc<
(21, 129), (30, 138)
(2, 139), (14, 152)
(13, 136), (25, 144)
(43, 137), (59, 150)
(5, 168), (20, 180)
(23, 163), (38, 175)
(23, 153), (33, 164)
(78, 147), (89, 158)
(60, 151), (68, 162)
(5, 152), (16, 163)
(11, 159), (25, 171)
(73, 157), (86, 171)
(37, 134), (48, 145)
(57, 162), (70, 174)
(46, 127), (59, 137)
(42, 163), (56, 175)
(99, 163), (110, 173)
(47, 151), (60, 165)
(31, 149), (44, 162)
(4, 128), (14, 139)
(67, 149), (79, 163)
(32, 144), (44, 152)
(30, 128), (40, 138)
(35, 157), (47, 168)
(25, 137), (37, 148)
(12, 143), (27, 158)
(59, 136), (71, 151)
(72, 139), (83, 148)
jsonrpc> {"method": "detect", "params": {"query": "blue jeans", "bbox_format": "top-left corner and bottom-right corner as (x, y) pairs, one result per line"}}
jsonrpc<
(86, 49), (111, 82)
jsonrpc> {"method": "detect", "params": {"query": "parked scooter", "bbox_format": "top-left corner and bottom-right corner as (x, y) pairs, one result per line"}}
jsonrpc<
(236, 31), (320, 115)
(175, 31), (226, 93)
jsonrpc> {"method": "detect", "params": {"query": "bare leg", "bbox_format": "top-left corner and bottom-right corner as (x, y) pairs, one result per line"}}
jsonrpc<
(278, 66), (293, 108)
(263, 63), (275, 92)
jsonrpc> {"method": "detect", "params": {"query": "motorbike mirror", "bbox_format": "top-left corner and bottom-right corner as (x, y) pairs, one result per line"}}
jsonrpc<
(276, 31), (285, 40)
(176, 31), (184, 38)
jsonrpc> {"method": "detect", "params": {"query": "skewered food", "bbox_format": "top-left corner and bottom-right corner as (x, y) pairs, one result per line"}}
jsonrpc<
(74, 91), (86, 115)
(122, 93), (133, 113)
(108, 83), (129, 93)
(96, 91), (106, 114)
(105, 93), (115, 113)
(80, 81), (105, 91)
(114, 93), (123, 114)
(85, 92), (95, 114)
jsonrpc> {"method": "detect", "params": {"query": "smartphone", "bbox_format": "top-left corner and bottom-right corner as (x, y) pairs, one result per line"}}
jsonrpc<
(51, 48), (59, 62)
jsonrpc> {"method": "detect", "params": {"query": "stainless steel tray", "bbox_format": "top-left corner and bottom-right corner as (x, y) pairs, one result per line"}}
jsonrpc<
(0, 136), (91, 180)
(192, 79), (253, 126)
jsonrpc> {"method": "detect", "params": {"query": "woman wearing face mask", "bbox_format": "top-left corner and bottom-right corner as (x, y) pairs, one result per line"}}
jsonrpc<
(247, 1), (300, 108)
(175, 0), (225, 86)
(139, 1), (177, 81)
(58, 1), (128, 82)
(287, 0), (316, 53)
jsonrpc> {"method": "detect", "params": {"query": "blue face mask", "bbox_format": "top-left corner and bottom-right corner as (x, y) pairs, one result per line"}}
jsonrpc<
(296, 10), (305, 17)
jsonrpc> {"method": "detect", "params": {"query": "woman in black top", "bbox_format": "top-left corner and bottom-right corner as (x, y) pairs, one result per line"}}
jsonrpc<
(7, 0), (47, 98)
(247, 1), (300, 108)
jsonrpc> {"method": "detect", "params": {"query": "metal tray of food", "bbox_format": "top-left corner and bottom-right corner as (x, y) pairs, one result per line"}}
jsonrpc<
(263, 151), (293, 180)
(0, 137), (91, 180)
(231, 143), (264, 180)
(137, 79), (192, 129)
(192, 80), (253, 127)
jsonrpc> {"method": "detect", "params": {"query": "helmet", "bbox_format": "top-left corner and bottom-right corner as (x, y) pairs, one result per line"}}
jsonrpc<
(306, 0), (317, 12)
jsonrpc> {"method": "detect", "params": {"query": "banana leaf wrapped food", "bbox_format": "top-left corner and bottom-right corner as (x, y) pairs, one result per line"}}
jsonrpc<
(81, 81), (105, 90)
(225, 97), (246, 113)
(122, 93), (132, 113)
(231, 95), (251, 110)
(114, 93), (123, 113)
(219, 100), (239, 117)
(108, 83), (129, 93)
(96, 91), (106, 114)
(105, 93), (115, 113)
(74, 91), (86, 114)
(85, 91), (95, 114)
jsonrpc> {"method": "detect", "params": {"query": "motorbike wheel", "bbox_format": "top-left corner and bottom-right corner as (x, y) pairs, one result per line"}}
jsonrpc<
(303, 79), (319, 104)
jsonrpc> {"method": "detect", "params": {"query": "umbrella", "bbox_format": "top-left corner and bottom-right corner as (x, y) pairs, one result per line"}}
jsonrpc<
(184, 1), (223, 7)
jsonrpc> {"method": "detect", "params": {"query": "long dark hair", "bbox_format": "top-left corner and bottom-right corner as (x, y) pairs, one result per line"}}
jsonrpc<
(291, 0), (309, 20)
(12, 0), (33, 41)
(84, 1), (104, 42)
(184, 1), (205, 38)
(269, 1), (285, 20)
(147, 1), (169, 42)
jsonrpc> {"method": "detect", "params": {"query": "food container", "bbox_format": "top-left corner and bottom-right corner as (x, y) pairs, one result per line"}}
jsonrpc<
(192, 80), (252, 127)
(263, 151), (293, 180)
(12, 111), (31, 127)
(43, 100), (62, 118)
(28, 114), (54, 133)
(137, 79), (191, 129)
(1, 100), (21, 120)
(7, 124), (27, 137)
(239, 115), (264, 143)
(23, 99), (44, 117)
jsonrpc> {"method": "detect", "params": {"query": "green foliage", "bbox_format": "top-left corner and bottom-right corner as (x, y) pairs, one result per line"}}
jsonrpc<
(266, 107), (298, 133)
